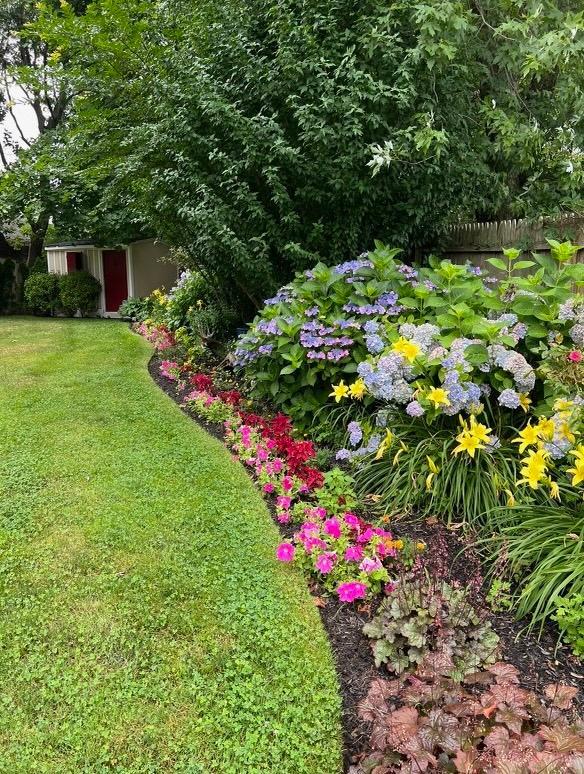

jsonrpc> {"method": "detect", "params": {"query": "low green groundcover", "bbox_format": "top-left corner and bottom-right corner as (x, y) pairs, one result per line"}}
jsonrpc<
(0, 317), (342, 773)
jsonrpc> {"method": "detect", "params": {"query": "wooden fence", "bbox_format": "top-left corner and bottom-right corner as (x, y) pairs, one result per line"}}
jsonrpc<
(442, 213), (584, 266)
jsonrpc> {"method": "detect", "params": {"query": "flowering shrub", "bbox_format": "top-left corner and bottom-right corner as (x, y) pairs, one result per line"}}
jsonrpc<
(279, 512), (401, 600)
(137, 321), (178, 352)
(235, 239), (584, 523)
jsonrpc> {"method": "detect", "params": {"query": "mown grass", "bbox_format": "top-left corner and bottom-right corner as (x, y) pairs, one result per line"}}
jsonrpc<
(0, 317), (342, 773)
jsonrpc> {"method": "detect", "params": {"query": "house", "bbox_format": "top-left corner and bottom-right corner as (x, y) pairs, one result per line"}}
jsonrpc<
(46, 238), (178, 317)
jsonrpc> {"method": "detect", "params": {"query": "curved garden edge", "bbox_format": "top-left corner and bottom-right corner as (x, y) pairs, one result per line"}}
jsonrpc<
(146, 352), (584, 769)
(0, 318), (343, 773)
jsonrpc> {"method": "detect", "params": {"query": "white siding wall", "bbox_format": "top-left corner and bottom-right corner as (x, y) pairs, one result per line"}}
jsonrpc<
(46, 249), (68, 275)
(130, 239), (177, 297)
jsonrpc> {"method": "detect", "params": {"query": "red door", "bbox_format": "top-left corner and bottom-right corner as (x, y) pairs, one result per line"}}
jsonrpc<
(66, 251), (83, 273)
(102, 250), (128, 312)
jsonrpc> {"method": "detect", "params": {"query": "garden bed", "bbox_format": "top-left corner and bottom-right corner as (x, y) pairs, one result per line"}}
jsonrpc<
(148, 353), (584, 770)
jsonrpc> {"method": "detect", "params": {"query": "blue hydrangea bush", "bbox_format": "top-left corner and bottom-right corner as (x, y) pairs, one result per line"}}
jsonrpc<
(236, 240), (584, 524)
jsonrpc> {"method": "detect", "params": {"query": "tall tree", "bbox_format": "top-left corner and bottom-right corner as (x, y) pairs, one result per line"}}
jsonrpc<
(4, 0), (584, 307)
(0, 0), (88, 263)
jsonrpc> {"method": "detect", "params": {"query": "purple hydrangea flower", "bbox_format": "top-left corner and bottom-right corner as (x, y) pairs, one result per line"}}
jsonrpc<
(406, 400), (424, 417)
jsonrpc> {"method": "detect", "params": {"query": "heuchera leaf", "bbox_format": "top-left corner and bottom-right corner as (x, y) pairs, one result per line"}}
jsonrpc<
(544, 683), (578, 710)
(417, 708), (461, 755)
(385, 706), (419, 751)
(489, 662), (520, 685)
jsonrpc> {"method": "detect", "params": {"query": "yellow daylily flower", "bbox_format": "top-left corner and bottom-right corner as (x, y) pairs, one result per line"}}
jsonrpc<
(536, 417), (556, 440)
(426, 472), (435, 492)
(349, 378), (367, 400)
(427, 387), (450, 409)
(468, 415), (492, 444)
(567, 458), (584, 487)
(554, 398), (574, 413)
(517, 448), (548, 489)
(426, 456), (439, 474)
(504, 489), (516, 507)
(392, 448), (405, 466)
(391, 337), (421, 363)
(570, 445), (584, 464)
(549, 480), (561, 501)
(519, 394), (532, 413)
(512, 422), (540, 454)
(374, 429), (394, 460)
(453, 431), (483, 458)
(560, 422), (576, 444)
(329, 381), (349, 403)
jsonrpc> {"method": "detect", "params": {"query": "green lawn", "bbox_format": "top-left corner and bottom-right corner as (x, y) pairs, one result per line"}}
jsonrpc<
(0, 317), (342, 773)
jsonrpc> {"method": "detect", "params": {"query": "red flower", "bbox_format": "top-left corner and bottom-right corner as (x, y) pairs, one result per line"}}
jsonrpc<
(190, 373), (214, 391)
(297, 466), (324, 490)
(568, 350), (583, 363)
(218, 390), (242, 406)
(238, 411), (266, 428)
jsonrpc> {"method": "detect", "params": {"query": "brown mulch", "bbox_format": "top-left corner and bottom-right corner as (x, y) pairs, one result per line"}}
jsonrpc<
(147, 354), (584, 772)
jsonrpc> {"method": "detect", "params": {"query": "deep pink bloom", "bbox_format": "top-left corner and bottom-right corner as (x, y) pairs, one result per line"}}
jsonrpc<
(315, 552), (336, 574)
(569, 350), (583, 363)
(359, 557), (382, 574)
(263, 483), (274, 494)
(315, 507), (327, 519)
(384, 581), (397, 595)
(282, 476), (293, 492)
(272, 459), (283, 473)
(357, 527), (374, 544)
(276, 495), (292, 510)
(337, 581), (367, 603)
(277, 511), (291, 524)
(257, 447), (268, 462)
(344, 513), (360, 528)
(304, 537), (327, 554)
(323, 518), (342, 540)
(344, 545), (363, 562)
(276, 543), (295, 562)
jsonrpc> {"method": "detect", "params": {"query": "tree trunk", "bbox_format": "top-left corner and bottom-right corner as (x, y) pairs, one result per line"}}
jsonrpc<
(26, 211), (50, 267)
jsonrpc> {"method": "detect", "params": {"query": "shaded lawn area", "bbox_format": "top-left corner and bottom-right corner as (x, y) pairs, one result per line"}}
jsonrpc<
(0, 317), (342, 773)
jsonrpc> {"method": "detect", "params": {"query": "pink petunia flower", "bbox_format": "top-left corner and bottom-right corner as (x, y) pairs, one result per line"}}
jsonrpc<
(357, 527), (374, 544)
(337, 581), (368, 603)
(344, 545), (363, 562)
(276, 495), (292, 510)
(323, 518), (342, 540)
(344, 513), (360, 528)
(272, 459), (283, 473)
(315, 552), (337, 574)
(276, 543), (295, 562)
(569, 350), (583, 363)
(263, 483), (275, 494)
(282, 476), (293, 492)
(359, 557), (382, 574)
(314, 507), (327, 519)
(277, 511), (291, 524)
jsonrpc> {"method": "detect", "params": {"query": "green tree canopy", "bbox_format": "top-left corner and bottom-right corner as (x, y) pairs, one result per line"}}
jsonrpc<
(2, 0), (583, 308)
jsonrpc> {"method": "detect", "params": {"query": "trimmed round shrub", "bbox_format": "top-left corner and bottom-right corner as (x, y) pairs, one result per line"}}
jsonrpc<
(23, 272), (60, 315)
(59, 271), (101, 317)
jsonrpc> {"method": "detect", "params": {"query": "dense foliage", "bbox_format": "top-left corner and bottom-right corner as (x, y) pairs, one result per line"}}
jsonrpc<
(23, 271), (59, 314)
(1, 0), (582, 311)
(354, 667), (583, 772)
(58, 270), (101, 316)
(363, 575), (499, 679)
